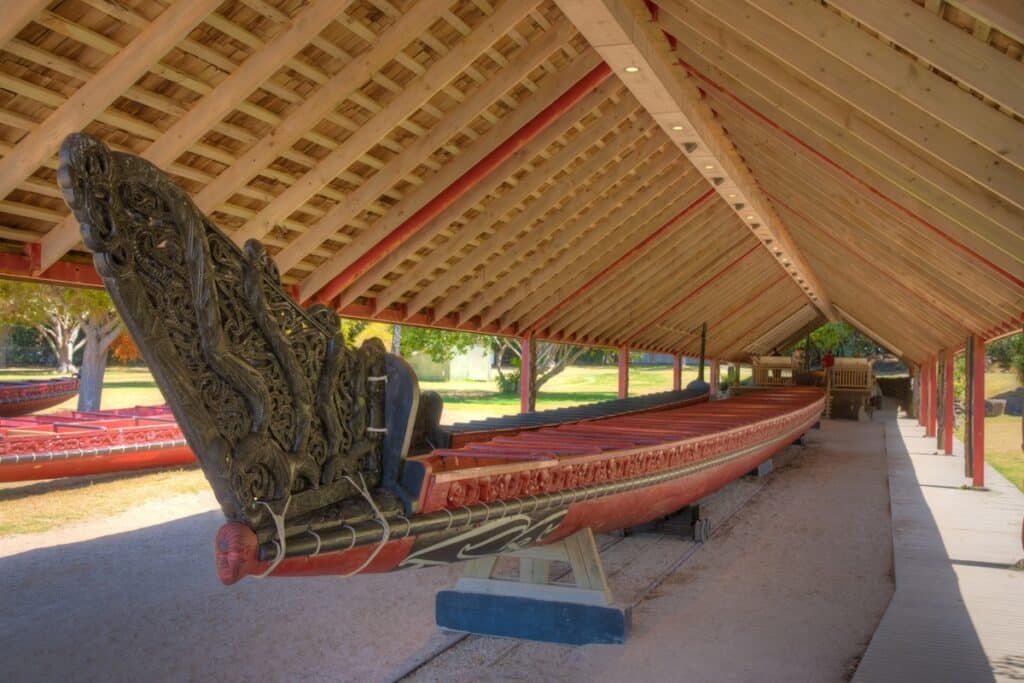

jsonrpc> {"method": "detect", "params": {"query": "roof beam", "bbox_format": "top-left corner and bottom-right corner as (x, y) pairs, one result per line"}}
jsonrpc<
(230, 0), (544, 249)
(0, 0), (222, 210)
(0, 1), (51, 50)
(37, 0), (354, 271)
(300, 52), (608, 303)
(189, 0), (452, 217)
(448, 135), (671, 325)
(554, 0), (836, 321)
(281, 20), (583, 286)
(826, 0), (1024, 119)
(375, 96), (643, 316)
(479, 155), (695, 327)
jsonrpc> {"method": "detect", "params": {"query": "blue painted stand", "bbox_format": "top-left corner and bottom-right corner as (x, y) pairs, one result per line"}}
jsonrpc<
(436, 591), (631, 644)
(435, 528), (630, 645)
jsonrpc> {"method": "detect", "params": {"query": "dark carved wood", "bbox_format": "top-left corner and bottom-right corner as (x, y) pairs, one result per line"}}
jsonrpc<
(57, 133), (395, 535)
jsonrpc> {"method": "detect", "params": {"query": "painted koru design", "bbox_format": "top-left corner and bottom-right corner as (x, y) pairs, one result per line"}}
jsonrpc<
(58, 133), (389, 534)
(399, 509), (569, 568)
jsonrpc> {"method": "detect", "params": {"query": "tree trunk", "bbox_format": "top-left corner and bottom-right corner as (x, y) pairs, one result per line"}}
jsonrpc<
(391, 324), (402, 355)
(77, 318), (121, 411)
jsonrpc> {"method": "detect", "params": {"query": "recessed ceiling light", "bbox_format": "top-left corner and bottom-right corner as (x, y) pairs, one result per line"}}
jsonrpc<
(727, 193), (736, 198)
(671, 125), (684, 131)
(746, 214), (755, 220)
(624, 65), (640, 73)
(704, 164), (714, 170)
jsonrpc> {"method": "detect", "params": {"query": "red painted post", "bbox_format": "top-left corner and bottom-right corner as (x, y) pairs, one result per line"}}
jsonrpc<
(942, 351), (954, 455)
(672, 354), (681, 391)
(926, 357), (937, 438)
(520, 334), (535, 414)
(618, 346), (629, 399)
(918, 364), (928, 427)
(970, 335), (986, 487)
(709, 359), (719, 398)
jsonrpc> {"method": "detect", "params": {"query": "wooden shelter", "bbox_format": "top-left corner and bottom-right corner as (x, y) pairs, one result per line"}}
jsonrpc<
(0, 1), (1019, 369)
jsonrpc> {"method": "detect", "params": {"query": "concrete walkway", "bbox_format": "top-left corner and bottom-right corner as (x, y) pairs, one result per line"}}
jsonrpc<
(854, 416), (1024, 682)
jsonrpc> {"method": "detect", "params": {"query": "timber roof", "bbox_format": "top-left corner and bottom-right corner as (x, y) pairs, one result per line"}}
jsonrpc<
(0, 0), (1020, 363)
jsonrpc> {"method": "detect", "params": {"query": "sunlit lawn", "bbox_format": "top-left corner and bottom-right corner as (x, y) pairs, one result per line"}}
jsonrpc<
(983, 369), (1022, 492)
(0, 363), (747, 425)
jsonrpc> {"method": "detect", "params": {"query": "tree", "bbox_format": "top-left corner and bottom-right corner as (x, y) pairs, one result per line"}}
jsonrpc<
(493, 338), (589, 410)
(398, 325), (480, 362)
(0, 281), (122, 410)
(0, 281), (85, 373)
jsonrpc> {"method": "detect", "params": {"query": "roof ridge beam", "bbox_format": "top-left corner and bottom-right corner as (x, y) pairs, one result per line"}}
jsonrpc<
(554, 0), (836, 320)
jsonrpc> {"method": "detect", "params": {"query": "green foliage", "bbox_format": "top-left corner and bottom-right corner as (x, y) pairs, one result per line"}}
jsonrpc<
(398, 325), (482, 363)
(789, 321), (883, 357)
(340, 318), (369, 344)
(953, 354), (966, 404)
(988, 333), (1023, 383)
(0, 280), (114, 328)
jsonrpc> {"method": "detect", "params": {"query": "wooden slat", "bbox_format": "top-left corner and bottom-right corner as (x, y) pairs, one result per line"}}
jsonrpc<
(275, 18), (581, 279)
(230, 0), (544, 248)
(0, 0), (223, 203)
(37, 0), (355, 271)
(825, 0), (1024, 119)
(297, 49), (604, 302)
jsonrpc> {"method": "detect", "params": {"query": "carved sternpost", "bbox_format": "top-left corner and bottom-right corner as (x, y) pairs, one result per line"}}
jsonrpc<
(58, 134), (390, 535)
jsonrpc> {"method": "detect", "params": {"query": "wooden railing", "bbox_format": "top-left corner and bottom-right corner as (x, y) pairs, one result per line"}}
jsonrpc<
(829, 367), (872, 390)
(753, 366), (795, 386)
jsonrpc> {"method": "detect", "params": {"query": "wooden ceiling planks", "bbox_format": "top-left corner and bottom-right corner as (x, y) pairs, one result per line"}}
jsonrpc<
(0, 0), (1020, 363)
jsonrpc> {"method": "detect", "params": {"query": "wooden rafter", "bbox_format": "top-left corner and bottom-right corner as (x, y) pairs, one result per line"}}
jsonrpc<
(372, 90), (641, 315)
(0, 0), (224, 225)
(230, 0), (544, 251)
(297, 49), (605, 302)
(37, 0), (357, 271)
(553, 0), (837, 320)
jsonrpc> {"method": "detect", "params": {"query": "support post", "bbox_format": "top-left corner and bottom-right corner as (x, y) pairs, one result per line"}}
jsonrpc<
(697, 322), (707, 384)
(965, 335), (986, 487)
(520, 334), (535, 414)
(918, 363), (928, 427)
(926, 356), (937, 438)
(671, 354), (681, 391)
(435, 528), (630, 644)
(941, 350), (955, 454)
(709, 359), (719, 397)
(618, 345), (629, 399)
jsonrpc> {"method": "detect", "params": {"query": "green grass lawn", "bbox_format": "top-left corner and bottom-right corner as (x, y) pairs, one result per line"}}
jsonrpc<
(982, 369), (1022, 492)
(0, 363), (744, 424)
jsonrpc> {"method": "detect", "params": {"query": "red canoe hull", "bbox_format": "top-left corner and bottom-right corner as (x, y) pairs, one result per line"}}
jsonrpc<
(0, 378), (80, 417)
(0, 405), (195, 482)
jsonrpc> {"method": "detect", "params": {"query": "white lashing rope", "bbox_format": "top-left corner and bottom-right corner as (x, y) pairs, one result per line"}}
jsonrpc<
(254, 496), (292, 578)
(337, 472), (392, 578)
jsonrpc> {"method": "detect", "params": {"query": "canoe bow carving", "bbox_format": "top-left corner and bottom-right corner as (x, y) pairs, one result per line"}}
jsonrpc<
(58, 133), (391, 531)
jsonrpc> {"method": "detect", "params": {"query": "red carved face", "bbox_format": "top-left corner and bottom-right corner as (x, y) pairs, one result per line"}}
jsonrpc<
(214, 522), (261, 585)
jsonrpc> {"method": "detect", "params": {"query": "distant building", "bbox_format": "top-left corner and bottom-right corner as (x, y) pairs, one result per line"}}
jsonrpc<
(405, 343), (493, 382)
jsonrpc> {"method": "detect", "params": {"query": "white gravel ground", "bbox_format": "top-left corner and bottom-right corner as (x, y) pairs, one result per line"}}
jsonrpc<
(0, 417), (893, 682)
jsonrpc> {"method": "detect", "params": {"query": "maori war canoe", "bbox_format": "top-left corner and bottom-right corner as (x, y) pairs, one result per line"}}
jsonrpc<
(57, 133), (824, 585)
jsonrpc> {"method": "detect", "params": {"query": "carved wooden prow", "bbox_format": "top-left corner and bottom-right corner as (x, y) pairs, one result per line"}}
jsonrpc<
(58, 133), (417, 538)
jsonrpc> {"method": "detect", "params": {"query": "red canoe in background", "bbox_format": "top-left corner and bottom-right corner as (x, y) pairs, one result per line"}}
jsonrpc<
(0, 377), (80, 417)
(0, 405), (194, 482)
